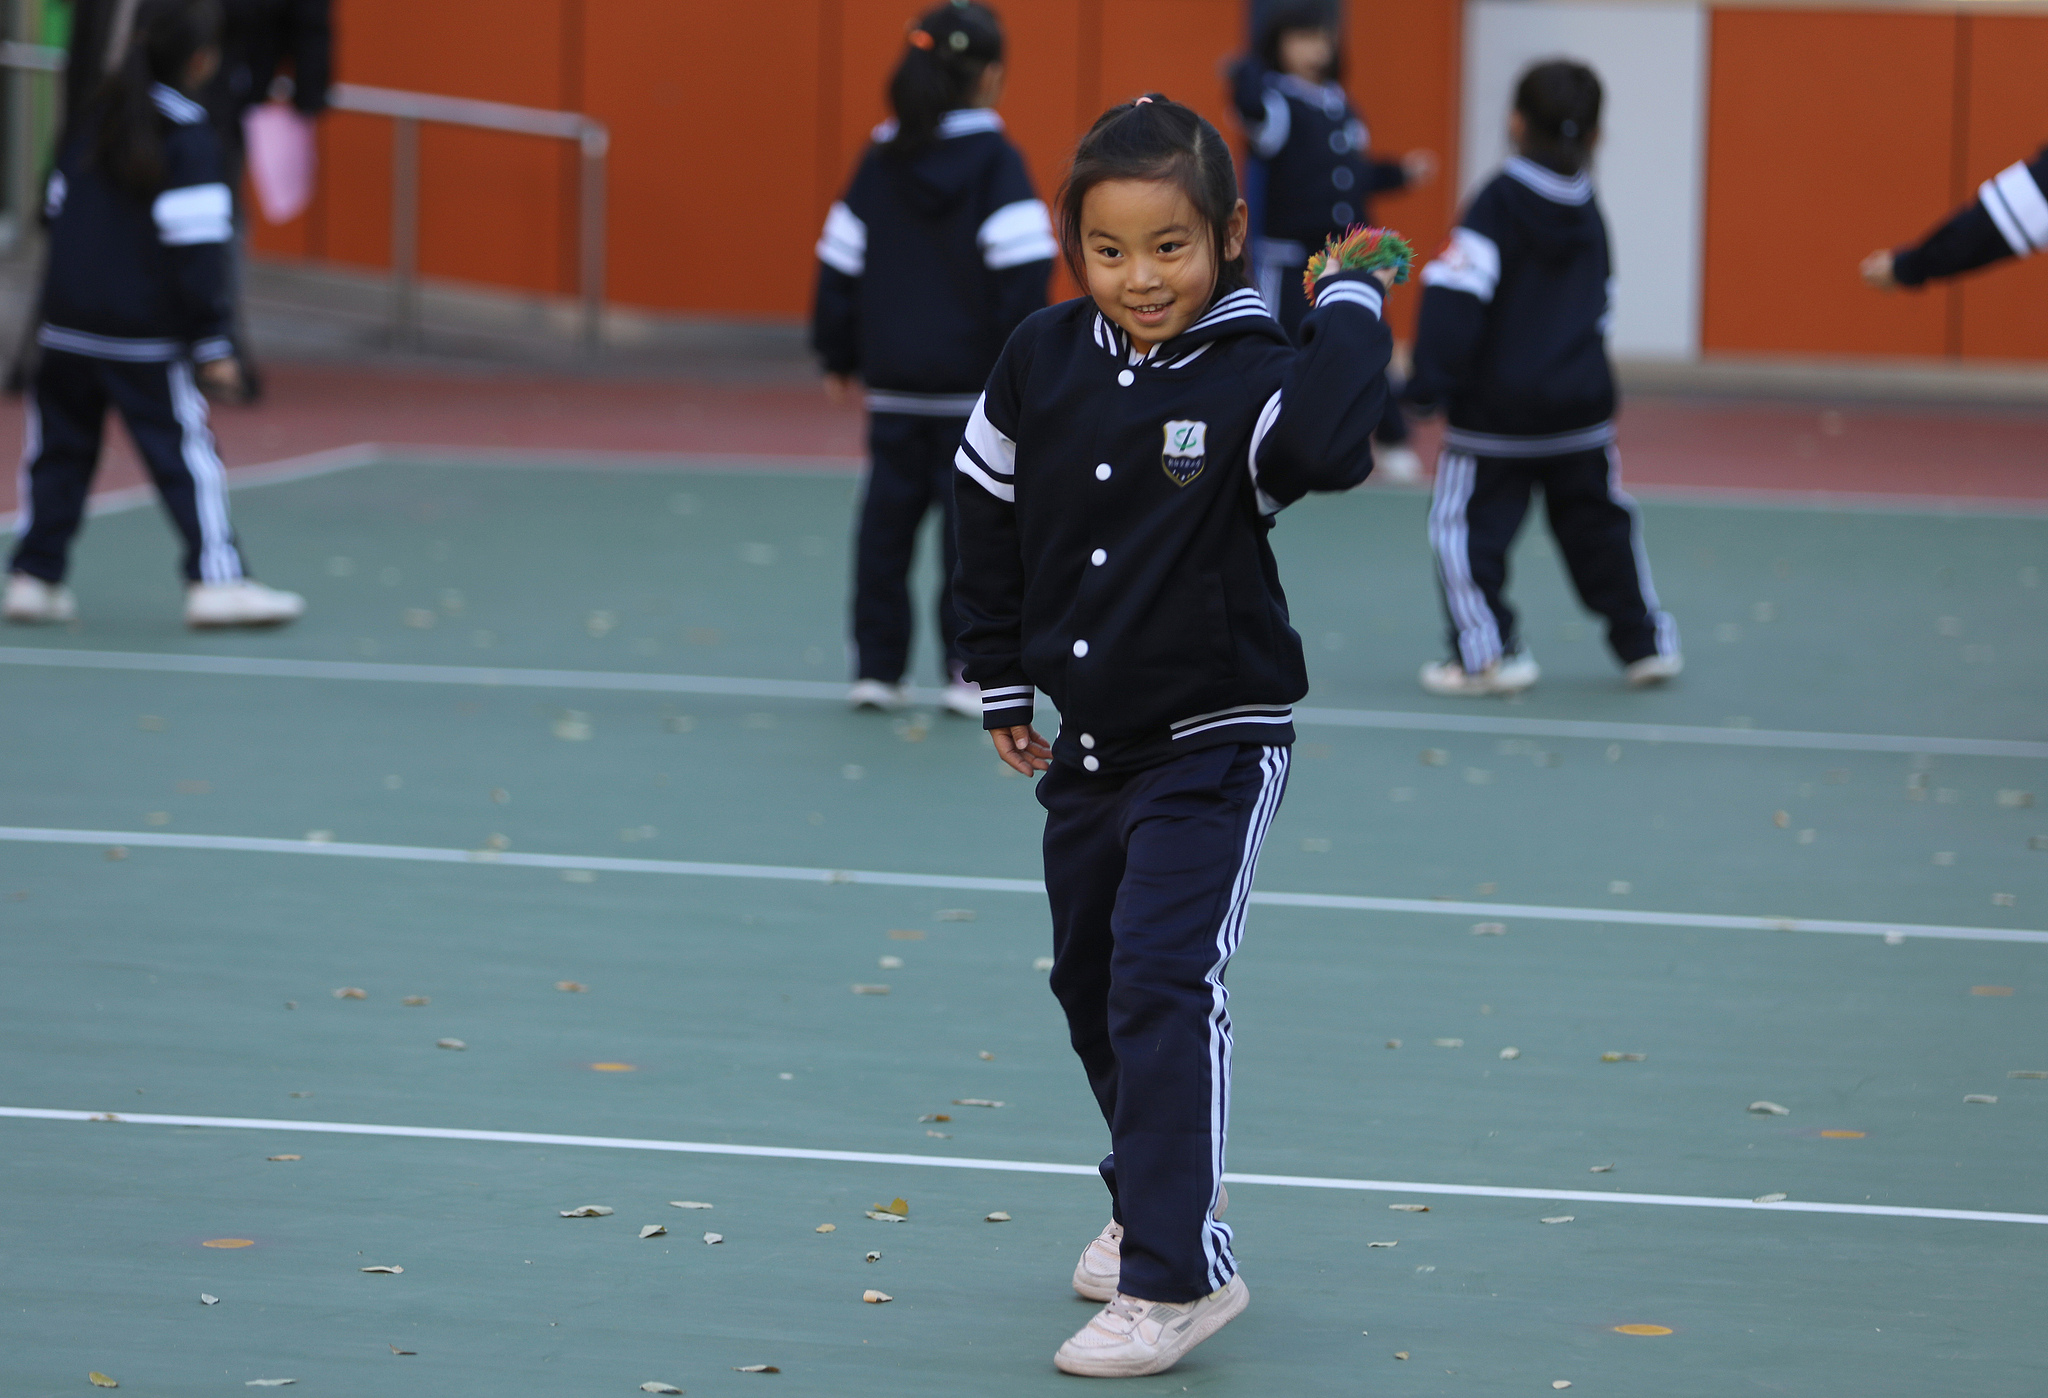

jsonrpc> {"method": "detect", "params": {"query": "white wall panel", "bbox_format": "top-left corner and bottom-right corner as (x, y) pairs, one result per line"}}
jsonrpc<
(1462, 0), (1707, 360)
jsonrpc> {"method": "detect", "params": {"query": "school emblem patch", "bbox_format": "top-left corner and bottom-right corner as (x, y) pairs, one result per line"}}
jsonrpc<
(1161, 420), (1207, 486)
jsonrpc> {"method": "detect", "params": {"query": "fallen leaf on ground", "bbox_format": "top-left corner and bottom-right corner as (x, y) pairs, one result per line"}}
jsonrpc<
(1498, 1047), (1520, 1060)
(1385, 1039), (1401, 1049)
(2009, 1070), (2048, 1079)
(106, 846), (128, 860)
(918, 1114), (951, 1123)
(1553, 1383), (1572, 1390)
(1433, 1039), (1463, 1049)
(245, 1382), (295, 1389)
(360, 1265), (402, 1273)
(878, 956), (904, 969)
(1394, 1351), (1410, 1360)
(874, 1198), (909, 1216)
(863, 1290), (893, 1303)
(639, 1225), (666, 1239)
(703, 1232), (723, 1245)
(1600, 1052), (1645, 1062)
(937, 909), (976, 921)
(865, 1211), (905, 1223)
(732, 1365), (779, 1373)
(640, 1384), (683, 1394)
(88, 1374), (118, 1389)
(926, 1130), (951, 1138)
(556, 981), (588, 992)
(333, 988), (366, 1000)
(978, 1051), (995, 1060)
(436, 1039), (466, 1050)
(1367, 1240), (1398, 1248)
(866, 1250), (882, 1263)
(1972, 985), (2014, 997)
(1540, 1216), (1574, 1224)
(1964, 1094), (1998, 1104)
(200, 1294), (218, 1305)
(402, 996), (430, 1006)
(669, 1201), (713, 1209)
(1032, 956), (1055, 971)
(1773, 810), (1790, 828)
(1388, 1204), (1428, 1212)
(814, 1224), (836, 1233)
(560, 1206), (613, 1217)
(389, 1345), (415, 1355)
(985, 1211), (1011, 1222)
(851, 984), (891, 995)
(1589, 1164), (1613, 1173)
(1748, 1101), (1790, 1116)
(1471, 922), (1505, 936)
(889, 928), (926, 940)
(267, 1155), (300, 1162)
(953, 1099), (1003, 1108)
(1753, 1193), (1788, 1203)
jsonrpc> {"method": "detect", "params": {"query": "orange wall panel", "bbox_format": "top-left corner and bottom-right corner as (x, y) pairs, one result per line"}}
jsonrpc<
(1348, 0), (1460, 341)
(1096, 0), (1239, 133)
(1955, 14), (2048, 362)
(1702, 9), (1958, 357)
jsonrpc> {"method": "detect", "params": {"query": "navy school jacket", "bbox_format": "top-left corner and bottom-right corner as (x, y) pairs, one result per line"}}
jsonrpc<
(1406, 157), (1616, 457)
(1894, 146), (2048, 286)
(811, 108), (1055, 416)
(39, 84), (234, 363)
(1233, 66), (1408, 263)
(952, 272), (1391, 776)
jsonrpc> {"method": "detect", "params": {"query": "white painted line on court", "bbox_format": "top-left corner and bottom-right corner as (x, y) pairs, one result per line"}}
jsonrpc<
(4, 646), (2043, 760)
(3, 1106), (2041, 1227)
(4, 825), (2042, 946)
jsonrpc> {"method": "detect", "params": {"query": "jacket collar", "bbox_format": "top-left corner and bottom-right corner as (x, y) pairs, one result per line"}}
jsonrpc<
(870, 107), (1006, 144)
(1270, 72), (1347, 116)
(1504, 156), (1593, 206)
(1089, 288), (1284, 369)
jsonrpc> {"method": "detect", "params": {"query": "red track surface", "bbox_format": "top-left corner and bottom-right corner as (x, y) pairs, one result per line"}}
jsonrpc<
(0, 362), (2043, 512)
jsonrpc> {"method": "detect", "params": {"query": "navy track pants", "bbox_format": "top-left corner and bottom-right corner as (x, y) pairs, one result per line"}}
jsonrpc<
(850, 410), (963, 684)
(10, 349), (243, 585)
(1428, 445), (1678, 672)
(1036, 742), (1291, 1303)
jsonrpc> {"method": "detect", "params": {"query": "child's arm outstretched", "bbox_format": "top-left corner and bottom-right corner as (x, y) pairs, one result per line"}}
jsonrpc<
(1405, 218), (1499, 417)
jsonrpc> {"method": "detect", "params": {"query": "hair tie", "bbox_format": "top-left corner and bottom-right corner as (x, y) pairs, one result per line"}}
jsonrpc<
(1133, 96), (1153, 106)
(908, 28), (934, 49)
(1560, 118), (1579, 138)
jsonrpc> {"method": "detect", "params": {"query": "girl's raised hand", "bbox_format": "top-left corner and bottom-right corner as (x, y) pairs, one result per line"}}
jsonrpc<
(992, 723), (1052, 776)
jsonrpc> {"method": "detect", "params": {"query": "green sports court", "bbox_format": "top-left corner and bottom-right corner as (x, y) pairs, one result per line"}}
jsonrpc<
(2, 454), (2043, 1396)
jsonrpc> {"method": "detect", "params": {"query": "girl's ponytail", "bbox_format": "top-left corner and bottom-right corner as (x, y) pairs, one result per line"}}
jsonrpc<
(884, 2), (1004, 158)
(87, 0), (222, 198)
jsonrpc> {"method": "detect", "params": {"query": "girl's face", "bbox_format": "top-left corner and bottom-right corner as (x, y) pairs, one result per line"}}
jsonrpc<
(1278, 27), (1336, 82)
(1079, 178), (1246, 350)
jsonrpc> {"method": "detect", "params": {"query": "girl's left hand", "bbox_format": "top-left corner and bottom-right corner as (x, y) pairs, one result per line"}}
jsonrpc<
(1859, 249), (1898, 291)
(992, 723), (1052, 776)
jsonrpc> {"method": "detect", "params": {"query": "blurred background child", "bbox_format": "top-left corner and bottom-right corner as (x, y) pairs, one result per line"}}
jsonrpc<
(1231, 0), (1433, 482)
(811, 0), (1054, 717)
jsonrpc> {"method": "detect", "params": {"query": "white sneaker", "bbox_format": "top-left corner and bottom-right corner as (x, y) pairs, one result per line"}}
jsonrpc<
(1626, 653), (1684, 687)
(1419, 649), (1539, 697)
(847, 678), (908, 711)
(3, 572), (78, 624)
(1054, 1275), (1251, 1378)
(941, 679), (981, 719)
(1375, 443), (1423, 484)
(184, 579), (306, 629)
(1071, 1186), (1225, 1302)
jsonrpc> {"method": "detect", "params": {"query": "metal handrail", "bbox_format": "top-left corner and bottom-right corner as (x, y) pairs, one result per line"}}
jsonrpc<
(0, 45), (610, 353)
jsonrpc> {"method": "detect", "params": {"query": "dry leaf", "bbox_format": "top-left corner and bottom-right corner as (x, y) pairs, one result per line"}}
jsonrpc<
(200, 1293), (219, 1304)
(106, 846), (128, 860)
(333, 987), (367, 1000)
(1753, 1193), (1787, 1203)
(732, 1366), (779, 1373)
(985, 1211), (1011, 1222)
(267, 1155), (300, 1162)
(1498, 1047), (1521, 1060)
(889, 929), (926, 940)
(1600, 1052), (1644, 1062)
(862, 1289), (893, 1303)
(1433, 1039), (1463, 1049)
(864, 1212), (904, 1223)
(2009, 1070), (2048, 1079)
(1748, 1101), (1790, 1115)
(1540, 1216), (1574, 1225)
(814, 1224), (836, 1233)
(936, 909), (976, 921)
(1972, 985), (2015, 997)
(1553, 1383), (1572, 1390)
(1388, 1204), (1428, 1212)
(953, 1099), (1003, 1108)
(878, 956), (904, 970)
(88, 1375), (118, 1389)
(290, 1091), (313, 1098)
(851, 984), (891, 996)
(1033, 956), (1055, 971)
(560, 1206), (613, 1218)
(926, 1130), (951, 1138)
(245, 1382), (295, 1389)
(876, 1198), (909, 1216)
(640, 1225), (666, 1239)
(1773, 810), (1790, 828)
(640, 1384), (683, 1394)
(360, 1265), (402, 1273)
(1964, 1094), (1998, 1104)
(389, 1344), (416, 1355)
(1589, 1164), (1613, 1173)
(1394, 1351), (1410, 1360)
(436, 1038), (466, 1050)
(669, 1201), (713, 1209)
(1367, 1240), (1398, 1248)
(978, 1051), (995, 1061)
(1471, 922), (1506, 936)
(703, 1232), (723, 1245)
(555, 980), (588, 992)
(918, 1114), (951, 1123)
(1385, 1039), (1401, 1049)
(402, 996), (429, 1006)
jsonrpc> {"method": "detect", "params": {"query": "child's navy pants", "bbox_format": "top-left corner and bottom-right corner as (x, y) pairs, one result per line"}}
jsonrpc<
(10, 349), (244, 585)
(851, 410), (963, 684)
(1428, 445), (1679, 672)
(1037, 742), (1291, 1303)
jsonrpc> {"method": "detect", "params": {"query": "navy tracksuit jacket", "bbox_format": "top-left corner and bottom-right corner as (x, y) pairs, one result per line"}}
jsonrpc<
(954, 271), (1390, 1300)
(1408, 157), (1677, 673)
(11, 84), (246, 586)
(1893, 146), (2048, 286)
(810, 108), (1053, 684)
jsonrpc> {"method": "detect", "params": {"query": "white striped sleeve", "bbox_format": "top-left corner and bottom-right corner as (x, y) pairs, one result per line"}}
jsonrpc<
(153, 182), (232, 246)
(1980, 160), (2048, 257)
(1245, 389), (1284, 516)
(1249, 89), (1290, 159)
(815, 201), (866, 276)
(1420, 226), (1501, 303)
(978, 199), (1057, 270)
(954, 394), (1016, 502)
(1309, 278), (1383, 317)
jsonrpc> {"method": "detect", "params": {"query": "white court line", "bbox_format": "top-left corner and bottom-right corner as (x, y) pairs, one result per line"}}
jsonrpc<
(3, 1106), (2041, 1227)
(4, 646), (2044, 760)
(4, 825), (2042, 946)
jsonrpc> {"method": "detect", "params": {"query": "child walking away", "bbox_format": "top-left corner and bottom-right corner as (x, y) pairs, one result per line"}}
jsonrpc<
(4, 0), (304, 630)
(1406, 61), (1677, 696)
(952, 95), (1399, 1377)
(1861, 143), (2047, 290)
(1230, 0), (1433, 482)
(811, 1), (1054, 717)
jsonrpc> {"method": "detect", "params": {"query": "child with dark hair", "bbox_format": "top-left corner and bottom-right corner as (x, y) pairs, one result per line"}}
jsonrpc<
(811, 1), (1054, 717)
(1406, 59), (1679, 696)
(5, 0), (304, 629)
(1230, 0), (1433, 481)
(1862, 143), (2048, 289)
(952, 92), (1399, 1377)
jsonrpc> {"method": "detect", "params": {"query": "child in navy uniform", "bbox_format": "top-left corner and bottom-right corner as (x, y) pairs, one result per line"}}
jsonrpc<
(1406, 61), (1678, 696)
(811, 1), (1053, 717)
(952, 95), (1396, 1377)
(1231, 1), (1433, 481)
(5, 0), (304, 630)
(1862, 144), (2048, 289)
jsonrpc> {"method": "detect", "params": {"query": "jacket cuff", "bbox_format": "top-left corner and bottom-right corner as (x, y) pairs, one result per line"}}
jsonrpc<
(191, 336), (234, 363)
(976, 680), (1035, 730)
(1309, 269), (1385, 318)
(1890, 244), (1930, 288)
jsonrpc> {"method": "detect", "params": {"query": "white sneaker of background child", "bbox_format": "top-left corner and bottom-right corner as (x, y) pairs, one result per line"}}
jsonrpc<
(1054, 1275), (1251, 1377)
(1625, 652), (1684, 687)
(184, 579), (305, 629)
(1419, 649), (1539, 697)
(1375, 442), (1423, 484)
(3, 572), (78, 624)
(1071, 1185), (1225, 1302)
(847, 678), (908, 711)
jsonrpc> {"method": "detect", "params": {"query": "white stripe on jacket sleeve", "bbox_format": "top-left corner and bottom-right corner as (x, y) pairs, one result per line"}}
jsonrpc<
(1245, 390), (1284, 516)
(1420, 226), (1501, 302)
(816, 201), (866, 275)
(955, 394), (1016, 502)
(1310, 280), (1383, 317)
(153, 183), (232, 245)
(1981, 161), (2048, 256)
(1249, 89), (1290, 159)
(978, 199), (1057, 269)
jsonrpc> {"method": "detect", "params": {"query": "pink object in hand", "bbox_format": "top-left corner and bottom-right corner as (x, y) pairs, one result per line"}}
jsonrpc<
(243, 101), (317, 225)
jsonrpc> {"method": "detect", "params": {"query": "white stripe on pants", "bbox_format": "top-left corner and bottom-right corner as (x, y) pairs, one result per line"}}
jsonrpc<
(1427, 449), (1505, 672)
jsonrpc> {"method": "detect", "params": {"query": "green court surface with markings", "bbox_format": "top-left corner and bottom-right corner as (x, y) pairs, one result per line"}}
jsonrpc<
(3, 456), (2045, 1397)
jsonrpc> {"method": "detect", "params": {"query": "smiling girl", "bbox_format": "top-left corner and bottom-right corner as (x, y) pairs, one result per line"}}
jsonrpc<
(951, 95), (1398, 1377)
